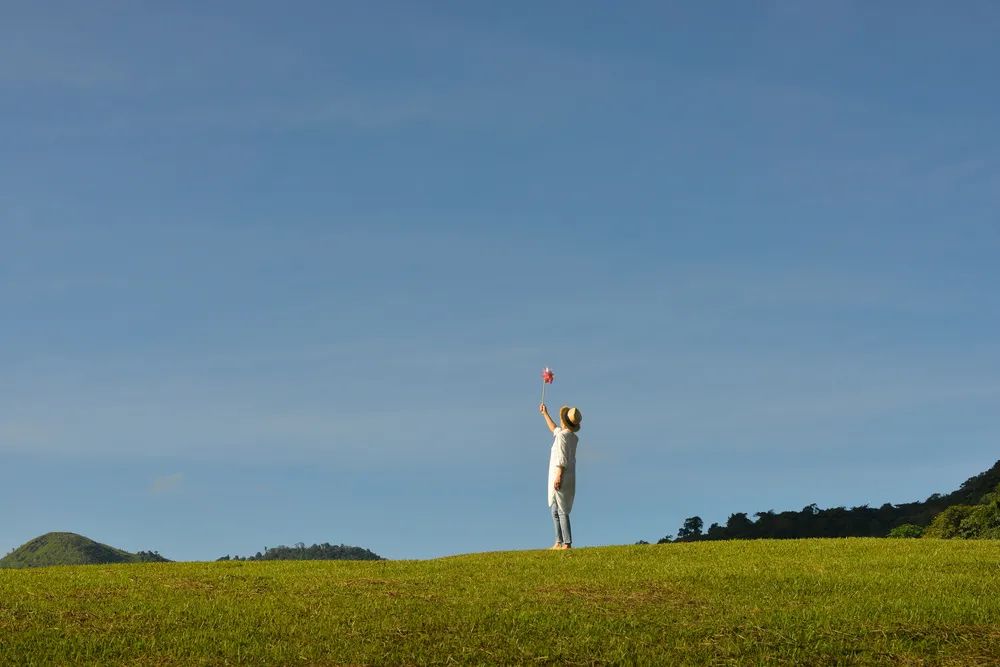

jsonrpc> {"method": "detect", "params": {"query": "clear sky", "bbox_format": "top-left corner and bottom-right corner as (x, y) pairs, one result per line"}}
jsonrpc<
(2, 2), (999, 561)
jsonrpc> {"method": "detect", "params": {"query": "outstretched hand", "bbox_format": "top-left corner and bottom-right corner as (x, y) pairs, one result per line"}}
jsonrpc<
(540, 403), (557, 433)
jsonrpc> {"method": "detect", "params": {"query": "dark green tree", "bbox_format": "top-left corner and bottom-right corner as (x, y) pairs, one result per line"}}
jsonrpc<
(725, 513), (754, 538)
(923, 506), (974, 538)
(924, 483), (1000, 539)
(676, 516), (703, 540)
(887, 524), (923, 538)
(705, 522), (725, 539)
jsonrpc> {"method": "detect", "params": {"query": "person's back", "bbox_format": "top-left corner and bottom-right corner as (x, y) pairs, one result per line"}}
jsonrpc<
(548, 427), (578, 510)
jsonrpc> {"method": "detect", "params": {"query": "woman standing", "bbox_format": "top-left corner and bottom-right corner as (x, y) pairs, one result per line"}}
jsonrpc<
(539, 403), (583, 549)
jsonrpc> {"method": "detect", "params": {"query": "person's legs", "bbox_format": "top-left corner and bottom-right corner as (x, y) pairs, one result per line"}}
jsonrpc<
(550, 503), (564, 547)
(555, 504), (572, 547)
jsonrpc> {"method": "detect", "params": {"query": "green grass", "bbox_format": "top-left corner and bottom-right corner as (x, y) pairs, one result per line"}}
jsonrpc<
(2, 539), (999, 665)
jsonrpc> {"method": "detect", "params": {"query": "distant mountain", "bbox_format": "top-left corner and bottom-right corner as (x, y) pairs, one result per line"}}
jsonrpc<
(0, 532), (170, 568)
(217, 542), (384, 562)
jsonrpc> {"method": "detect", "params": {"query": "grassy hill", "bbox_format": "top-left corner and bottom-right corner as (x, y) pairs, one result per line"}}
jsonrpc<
(2, 539), (999, 664)
(0, 532), (168, 569)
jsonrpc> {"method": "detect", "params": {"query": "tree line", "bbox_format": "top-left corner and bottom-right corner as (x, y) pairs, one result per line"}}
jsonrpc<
(217, 542), (383, 561)
(643, 460), (1000, 543)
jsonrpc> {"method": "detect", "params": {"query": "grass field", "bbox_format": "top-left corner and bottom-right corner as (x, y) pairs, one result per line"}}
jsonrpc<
(2, 539), (999, 665)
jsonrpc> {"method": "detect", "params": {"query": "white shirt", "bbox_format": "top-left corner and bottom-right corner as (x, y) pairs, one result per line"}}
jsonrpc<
(547, 427), (579, 512)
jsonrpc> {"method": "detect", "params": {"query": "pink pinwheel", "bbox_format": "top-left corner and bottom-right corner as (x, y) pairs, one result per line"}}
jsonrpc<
(541, 367), (554, 403)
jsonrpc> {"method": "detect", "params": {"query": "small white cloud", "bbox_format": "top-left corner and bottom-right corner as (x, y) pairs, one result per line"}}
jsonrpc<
(150, 472), (184, 495)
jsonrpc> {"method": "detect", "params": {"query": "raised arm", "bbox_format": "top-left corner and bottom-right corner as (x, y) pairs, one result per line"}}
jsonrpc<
(539, 403), (558, 433)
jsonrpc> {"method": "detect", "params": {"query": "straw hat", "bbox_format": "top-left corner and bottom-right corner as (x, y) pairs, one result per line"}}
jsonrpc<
(560, 406), (583, 432)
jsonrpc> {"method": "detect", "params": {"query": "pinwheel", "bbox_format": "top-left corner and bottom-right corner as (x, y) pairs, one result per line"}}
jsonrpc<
(541, 367), (554, 404)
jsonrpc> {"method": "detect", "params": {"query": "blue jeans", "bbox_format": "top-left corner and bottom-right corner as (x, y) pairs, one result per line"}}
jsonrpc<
(551, 503), (572, 546)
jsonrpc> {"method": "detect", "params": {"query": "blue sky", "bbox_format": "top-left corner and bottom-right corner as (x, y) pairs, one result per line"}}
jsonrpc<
(2, 1), (999, 560)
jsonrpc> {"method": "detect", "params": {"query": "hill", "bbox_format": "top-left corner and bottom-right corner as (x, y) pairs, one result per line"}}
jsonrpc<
(0, 532), (169, 569)
(1, 540), (998, 664)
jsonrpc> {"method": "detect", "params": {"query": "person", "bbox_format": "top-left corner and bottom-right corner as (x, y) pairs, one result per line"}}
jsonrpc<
(539, 403), (583, 549)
